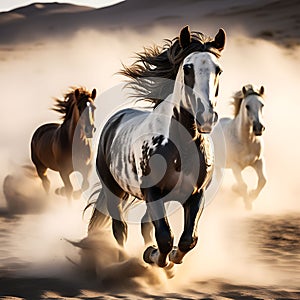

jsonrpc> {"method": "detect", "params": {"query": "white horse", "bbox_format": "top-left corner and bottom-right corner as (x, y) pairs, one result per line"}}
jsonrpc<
(88, 26), (226, 274)
(219, 84), (266, 209)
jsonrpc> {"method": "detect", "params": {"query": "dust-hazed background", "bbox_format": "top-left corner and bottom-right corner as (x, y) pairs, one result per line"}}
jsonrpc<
(0, 1), (299, 299)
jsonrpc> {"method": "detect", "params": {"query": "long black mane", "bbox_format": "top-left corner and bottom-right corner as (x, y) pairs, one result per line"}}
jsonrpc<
(120, 31), (222, 106)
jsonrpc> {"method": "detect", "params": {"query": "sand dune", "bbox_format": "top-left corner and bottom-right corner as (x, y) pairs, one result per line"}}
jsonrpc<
(0, 0), (299, 46)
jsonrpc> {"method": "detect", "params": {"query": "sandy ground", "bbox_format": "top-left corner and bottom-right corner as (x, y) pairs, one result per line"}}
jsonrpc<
(0, 0), (300, 299)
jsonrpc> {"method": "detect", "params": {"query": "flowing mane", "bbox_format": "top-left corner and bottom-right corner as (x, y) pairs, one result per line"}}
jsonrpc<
(120, 31), (223, 106)
(52, 87), (92, 121)
(232, 84), (264, 117)
(231, 90), (244, 117)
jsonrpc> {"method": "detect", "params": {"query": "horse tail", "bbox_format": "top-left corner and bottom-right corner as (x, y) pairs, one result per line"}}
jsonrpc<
(86, 187), (111, 234)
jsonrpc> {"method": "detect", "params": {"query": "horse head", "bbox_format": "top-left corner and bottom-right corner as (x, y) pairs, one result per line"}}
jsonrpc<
(178, 26), (225, 134)
(242, 85), (265, 136)
(75, 88), (97, 138)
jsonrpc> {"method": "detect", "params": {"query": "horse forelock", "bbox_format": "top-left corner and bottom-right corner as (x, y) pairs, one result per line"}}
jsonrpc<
(120, 31), (222, 107)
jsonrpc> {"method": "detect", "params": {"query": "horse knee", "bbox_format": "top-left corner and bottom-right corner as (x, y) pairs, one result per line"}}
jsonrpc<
(178, 235), (198, 253)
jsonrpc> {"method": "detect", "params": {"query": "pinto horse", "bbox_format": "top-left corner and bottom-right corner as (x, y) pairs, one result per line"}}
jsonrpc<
(88, 26), (226, 271)
(31, 87), (97, 199)
(219, 84), (266, 209)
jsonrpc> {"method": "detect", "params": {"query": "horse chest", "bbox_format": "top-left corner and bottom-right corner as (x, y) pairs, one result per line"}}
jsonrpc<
(235, 143), (261, 168)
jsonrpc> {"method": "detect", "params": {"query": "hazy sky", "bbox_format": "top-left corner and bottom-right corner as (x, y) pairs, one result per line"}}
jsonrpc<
(0, 0), (124, 12)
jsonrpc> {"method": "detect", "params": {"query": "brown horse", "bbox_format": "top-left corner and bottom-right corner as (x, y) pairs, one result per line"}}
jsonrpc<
(31, 87), (97, 199)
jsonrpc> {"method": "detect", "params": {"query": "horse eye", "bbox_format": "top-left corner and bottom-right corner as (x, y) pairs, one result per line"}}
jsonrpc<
(183, 64), (192, 75)
(245, 104), (250, 110)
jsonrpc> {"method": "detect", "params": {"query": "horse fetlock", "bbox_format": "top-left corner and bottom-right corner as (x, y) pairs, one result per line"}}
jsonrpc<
(143, 245), (168, 267)
(178, 236), (198, 253)
(169, 247), (184, 264)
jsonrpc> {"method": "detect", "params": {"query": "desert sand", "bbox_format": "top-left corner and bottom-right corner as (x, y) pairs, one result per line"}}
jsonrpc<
(0, 0), (299, 299)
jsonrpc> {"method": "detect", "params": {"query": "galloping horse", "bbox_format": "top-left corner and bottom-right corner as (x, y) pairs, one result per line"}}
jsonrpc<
(219, 84), (266, 209)
(31, 87), (97, 199)
(88, 26), (226, 272)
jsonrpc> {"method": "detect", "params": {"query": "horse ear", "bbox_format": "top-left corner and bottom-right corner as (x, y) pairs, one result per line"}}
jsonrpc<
(259, 86), (264, 95)
(242, 86), (247, 95)
(179, 25), (191, 49)
(75, 89), (80, 100)
(212, 28), (226, 52)
(91, 88), (97, 100)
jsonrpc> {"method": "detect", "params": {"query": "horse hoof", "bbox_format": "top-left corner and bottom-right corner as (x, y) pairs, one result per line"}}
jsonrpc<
(143, 245), (157, 264)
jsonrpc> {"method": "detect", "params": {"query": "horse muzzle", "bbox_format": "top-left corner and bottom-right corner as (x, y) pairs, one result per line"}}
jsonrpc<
(253, 122), (265, 136)
(196, 112), (218, 134)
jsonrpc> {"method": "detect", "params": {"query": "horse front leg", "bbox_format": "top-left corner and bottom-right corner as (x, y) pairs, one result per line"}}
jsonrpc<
(141, 208), (154, 246)
(56, 171), (73, 201)
(231, 164), (251, 209)
(106, 190), (128, 261)
(169, 191), (204, 264)
(73, 165), (91, 199)
(249, 158), (267, 199)
(143, 188), (174, 268)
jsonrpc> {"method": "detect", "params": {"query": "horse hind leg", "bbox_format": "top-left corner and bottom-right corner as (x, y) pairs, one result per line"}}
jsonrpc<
(35, 164), (50, 193)
(107, 192), (128, 251)
(93, 186), (128, 261)
(88, 189), (111, 234)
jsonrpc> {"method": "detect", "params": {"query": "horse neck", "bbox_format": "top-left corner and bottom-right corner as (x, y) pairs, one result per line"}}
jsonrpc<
(234, 109), (255, 143)
(61, 103), (80, 143)
(171, 70), (198, 140)
(153, 69), (197, 142)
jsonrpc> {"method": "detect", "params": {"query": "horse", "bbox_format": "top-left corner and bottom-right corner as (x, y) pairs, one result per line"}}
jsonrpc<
(219, 84), (266, 209)
(88, 25), (226, 272)
(31, 87), (97, 200)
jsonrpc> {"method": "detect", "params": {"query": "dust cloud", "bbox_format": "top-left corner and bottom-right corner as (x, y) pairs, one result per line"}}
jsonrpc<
(0, 27), (299, 293)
